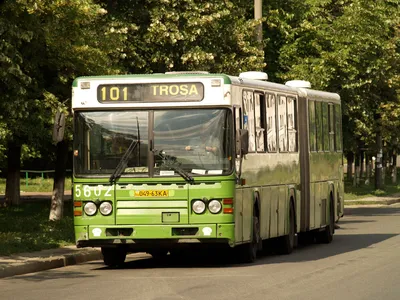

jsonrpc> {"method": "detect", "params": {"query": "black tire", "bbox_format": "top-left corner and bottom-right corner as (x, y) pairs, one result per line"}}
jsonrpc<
(238, 215), (261, 263)
(316, 198), (334, 244)
(275, 202), (295, 255)
(297, 231), (315, 245)
(149, 250), (169, 261)
(101, 247), (127, 267)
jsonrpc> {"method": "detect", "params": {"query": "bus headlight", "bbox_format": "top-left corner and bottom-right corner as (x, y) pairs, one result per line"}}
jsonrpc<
(99, 202), (113, 216)
(84, 202), (97, 216)
(192, 200), (206, 214)
(208, 200), (222, 214)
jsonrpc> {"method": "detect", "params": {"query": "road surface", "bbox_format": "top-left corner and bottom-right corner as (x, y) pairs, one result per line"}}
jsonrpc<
(1, 204), (399, 300)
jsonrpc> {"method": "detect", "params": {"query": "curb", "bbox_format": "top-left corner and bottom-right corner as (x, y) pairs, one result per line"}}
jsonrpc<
(0, 249), (102, 279)
(344, 198), (400, 206)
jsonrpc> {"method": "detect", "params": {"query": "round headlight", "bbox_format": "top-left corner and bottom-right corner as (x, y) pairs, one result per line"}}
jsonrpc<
(99, 202), (113, 216)
(208, 200), (222, 214)
(84, 202), (97, 216)
(192, 200), (206, 214)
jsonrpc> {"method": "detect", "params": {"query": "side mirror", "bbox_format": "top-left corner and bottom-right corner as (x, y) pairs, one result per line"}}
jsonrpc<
(52, 111), (65, 143)
(236, 129), (249, 156)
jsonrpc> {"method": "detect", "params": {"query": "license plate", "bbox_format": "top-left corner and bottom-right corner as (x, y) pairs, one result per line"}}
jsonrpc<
(134, 190), (169, 197)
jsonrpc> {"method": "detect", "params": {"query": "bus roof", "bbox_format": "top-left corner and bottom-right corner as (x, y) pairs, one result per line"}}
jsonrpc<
(72, 72), (340, 104)
(72, 73), (234, 87)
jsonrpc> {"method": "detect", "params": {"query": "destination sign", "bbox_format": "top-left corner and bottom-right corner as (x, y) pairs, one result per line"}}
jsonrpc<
(97, 83), (204, 102)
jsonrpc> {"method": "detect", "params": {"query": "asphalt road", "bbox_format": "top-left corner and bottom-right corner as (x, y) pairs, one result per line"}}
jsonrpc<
(1, 204), (399, 300)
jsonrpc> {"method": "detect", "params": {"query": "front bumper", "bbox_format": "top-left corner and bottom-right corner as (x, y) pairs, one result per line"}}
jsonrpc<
(75, 223), (235, 247)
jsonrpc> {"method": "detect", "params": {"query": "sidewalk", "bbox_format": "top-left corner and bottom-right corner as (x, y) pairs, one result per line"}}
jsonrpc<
(344, 192), (400, 206)
(0, 192), (399, 279)
(0, 246), (102, 279)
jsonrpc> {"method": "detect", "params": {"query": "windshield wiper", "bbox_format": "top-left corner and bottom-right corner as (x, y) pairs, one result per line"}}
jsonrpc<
(109, 119), (140, 183)
(154, 150), (194, 184)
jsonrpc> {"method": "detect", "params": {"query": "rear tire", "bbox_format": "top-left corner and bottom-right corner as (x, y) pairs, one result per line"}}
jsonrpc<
(101, 247), (127, 267)
(275, 202), (295, 254)
(316, 198), (334, 244)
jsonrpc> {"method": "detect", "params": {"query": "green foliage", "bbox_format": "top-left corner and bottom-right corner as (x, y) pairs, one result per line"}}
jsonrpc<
(344, 179), (400, 200)
(0, 0), (127, 165)
(108, 0), (265, 74)
(276, 0), (400, 154)
(0, 201), (74, 255)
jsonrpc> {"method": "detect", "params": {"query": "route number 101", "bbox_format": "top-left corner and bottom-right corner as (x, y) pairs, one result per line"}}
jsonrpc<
(100, 86), (128, 101)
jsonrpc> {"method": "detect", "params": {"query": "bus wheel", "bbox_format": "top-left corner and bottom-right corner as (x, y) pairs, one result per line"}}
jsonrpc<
(149, 250), (169, 261)
(101, 247), (127, 267)
(316, 198), (334, 244)
(276, 202), (295, 255)
(239, 215), (260, 263)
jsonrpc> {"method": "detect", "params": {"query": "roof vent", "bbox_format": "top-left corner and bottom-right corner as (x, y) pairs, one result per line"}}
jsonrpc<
(239, 71), (268, 81)
(165, 71), (209, 74)
(285, 80), (311, 88)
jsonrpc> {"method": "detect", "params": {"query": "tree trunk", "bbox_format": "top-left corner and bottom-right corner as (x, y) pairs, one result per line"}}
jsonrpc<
(49, 140), (68, 221)
(346, 152), (354, 182)
(4, 142), (21, 206)
(365, 153), (371, 185)
(354, 150), (360, 187)
(375, 116), (384, 190)
(360, 150), (364, 180)
(392, 150), (397, 184)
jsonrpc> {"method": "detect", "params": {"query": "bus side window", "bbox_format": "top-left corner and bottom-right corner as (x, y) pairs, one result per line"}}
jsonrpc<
(266, 93), (277, 152)
(309, 100), (316, 152)
(328, 104), (335, 152)
(287, 97), (297, 152)
(315, 101), (323, 152)
(255, 92), (266, 152)
(242, 90), (256, 152)
(335, 104), (342, 151)
(322, 102), (329, 151)
(278, 95), (288, 152)
(235, 106), (242, 131)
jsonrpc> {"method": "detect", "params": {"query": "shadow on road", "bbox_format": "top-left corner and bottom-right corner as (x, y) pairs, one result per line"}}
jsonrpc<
(93, 231), (398, 271)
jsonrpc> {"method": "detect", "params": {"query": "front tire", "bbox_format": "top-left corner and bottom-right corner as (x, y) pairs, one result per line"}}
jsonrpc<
(101, 247), (127, 267)
(149, 250), (169, 261)
(238, 215), (261, 263)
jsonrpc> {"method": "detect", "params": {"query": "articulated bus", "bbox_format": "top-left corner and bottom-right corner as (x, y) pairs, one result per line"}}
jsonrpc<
(71, 71), (344, 266)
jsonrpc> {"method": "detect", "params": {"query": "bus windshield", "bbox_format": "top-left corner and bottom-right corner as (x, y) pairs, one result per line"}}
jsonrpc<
(73, 108), (233, 177)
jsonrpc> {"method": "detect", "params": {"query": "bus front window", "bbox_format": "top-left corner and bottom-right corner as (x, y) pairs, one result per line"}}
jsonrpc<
(73, 109), (233, 177)
(73, 111), (149, 175)
(153, 109), (233, 176)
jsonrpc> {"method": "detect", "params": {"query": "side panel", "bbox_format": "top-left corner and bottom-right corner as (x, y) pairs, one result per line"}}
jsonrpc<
(260, 186), (271, 240)
(242, 187), (253, 243)
(309, 152), (342, 228)
(309, 183), (315, 229)
(278, 186), (287, 236)
(235, 188), (243, 243)
(269, 188), (279, 238)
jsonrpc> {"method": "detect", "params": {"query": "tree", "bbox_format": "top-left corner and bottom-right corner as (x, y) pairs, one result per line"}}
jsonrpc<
(0, 0), (126, 214)
(105, 0), (265, 74)
(276, 0), (400, 189)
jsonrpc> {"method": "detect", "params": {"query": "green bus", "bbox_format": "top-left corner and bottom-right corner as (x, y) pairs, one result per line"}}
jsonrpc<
(71, 71), (344, 266)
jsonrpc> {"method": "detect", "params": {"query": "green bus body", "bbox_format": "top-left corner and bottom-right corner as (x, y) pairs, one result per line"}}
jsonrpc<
(72, 72), (344, 265)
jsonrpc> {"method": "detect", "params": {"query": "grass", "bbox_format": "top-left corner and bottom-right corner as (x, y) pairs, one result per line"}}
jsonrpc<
(344, 177), (400, 200)
(0, 177), (72, 194)
(0, 201), (74, 256)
